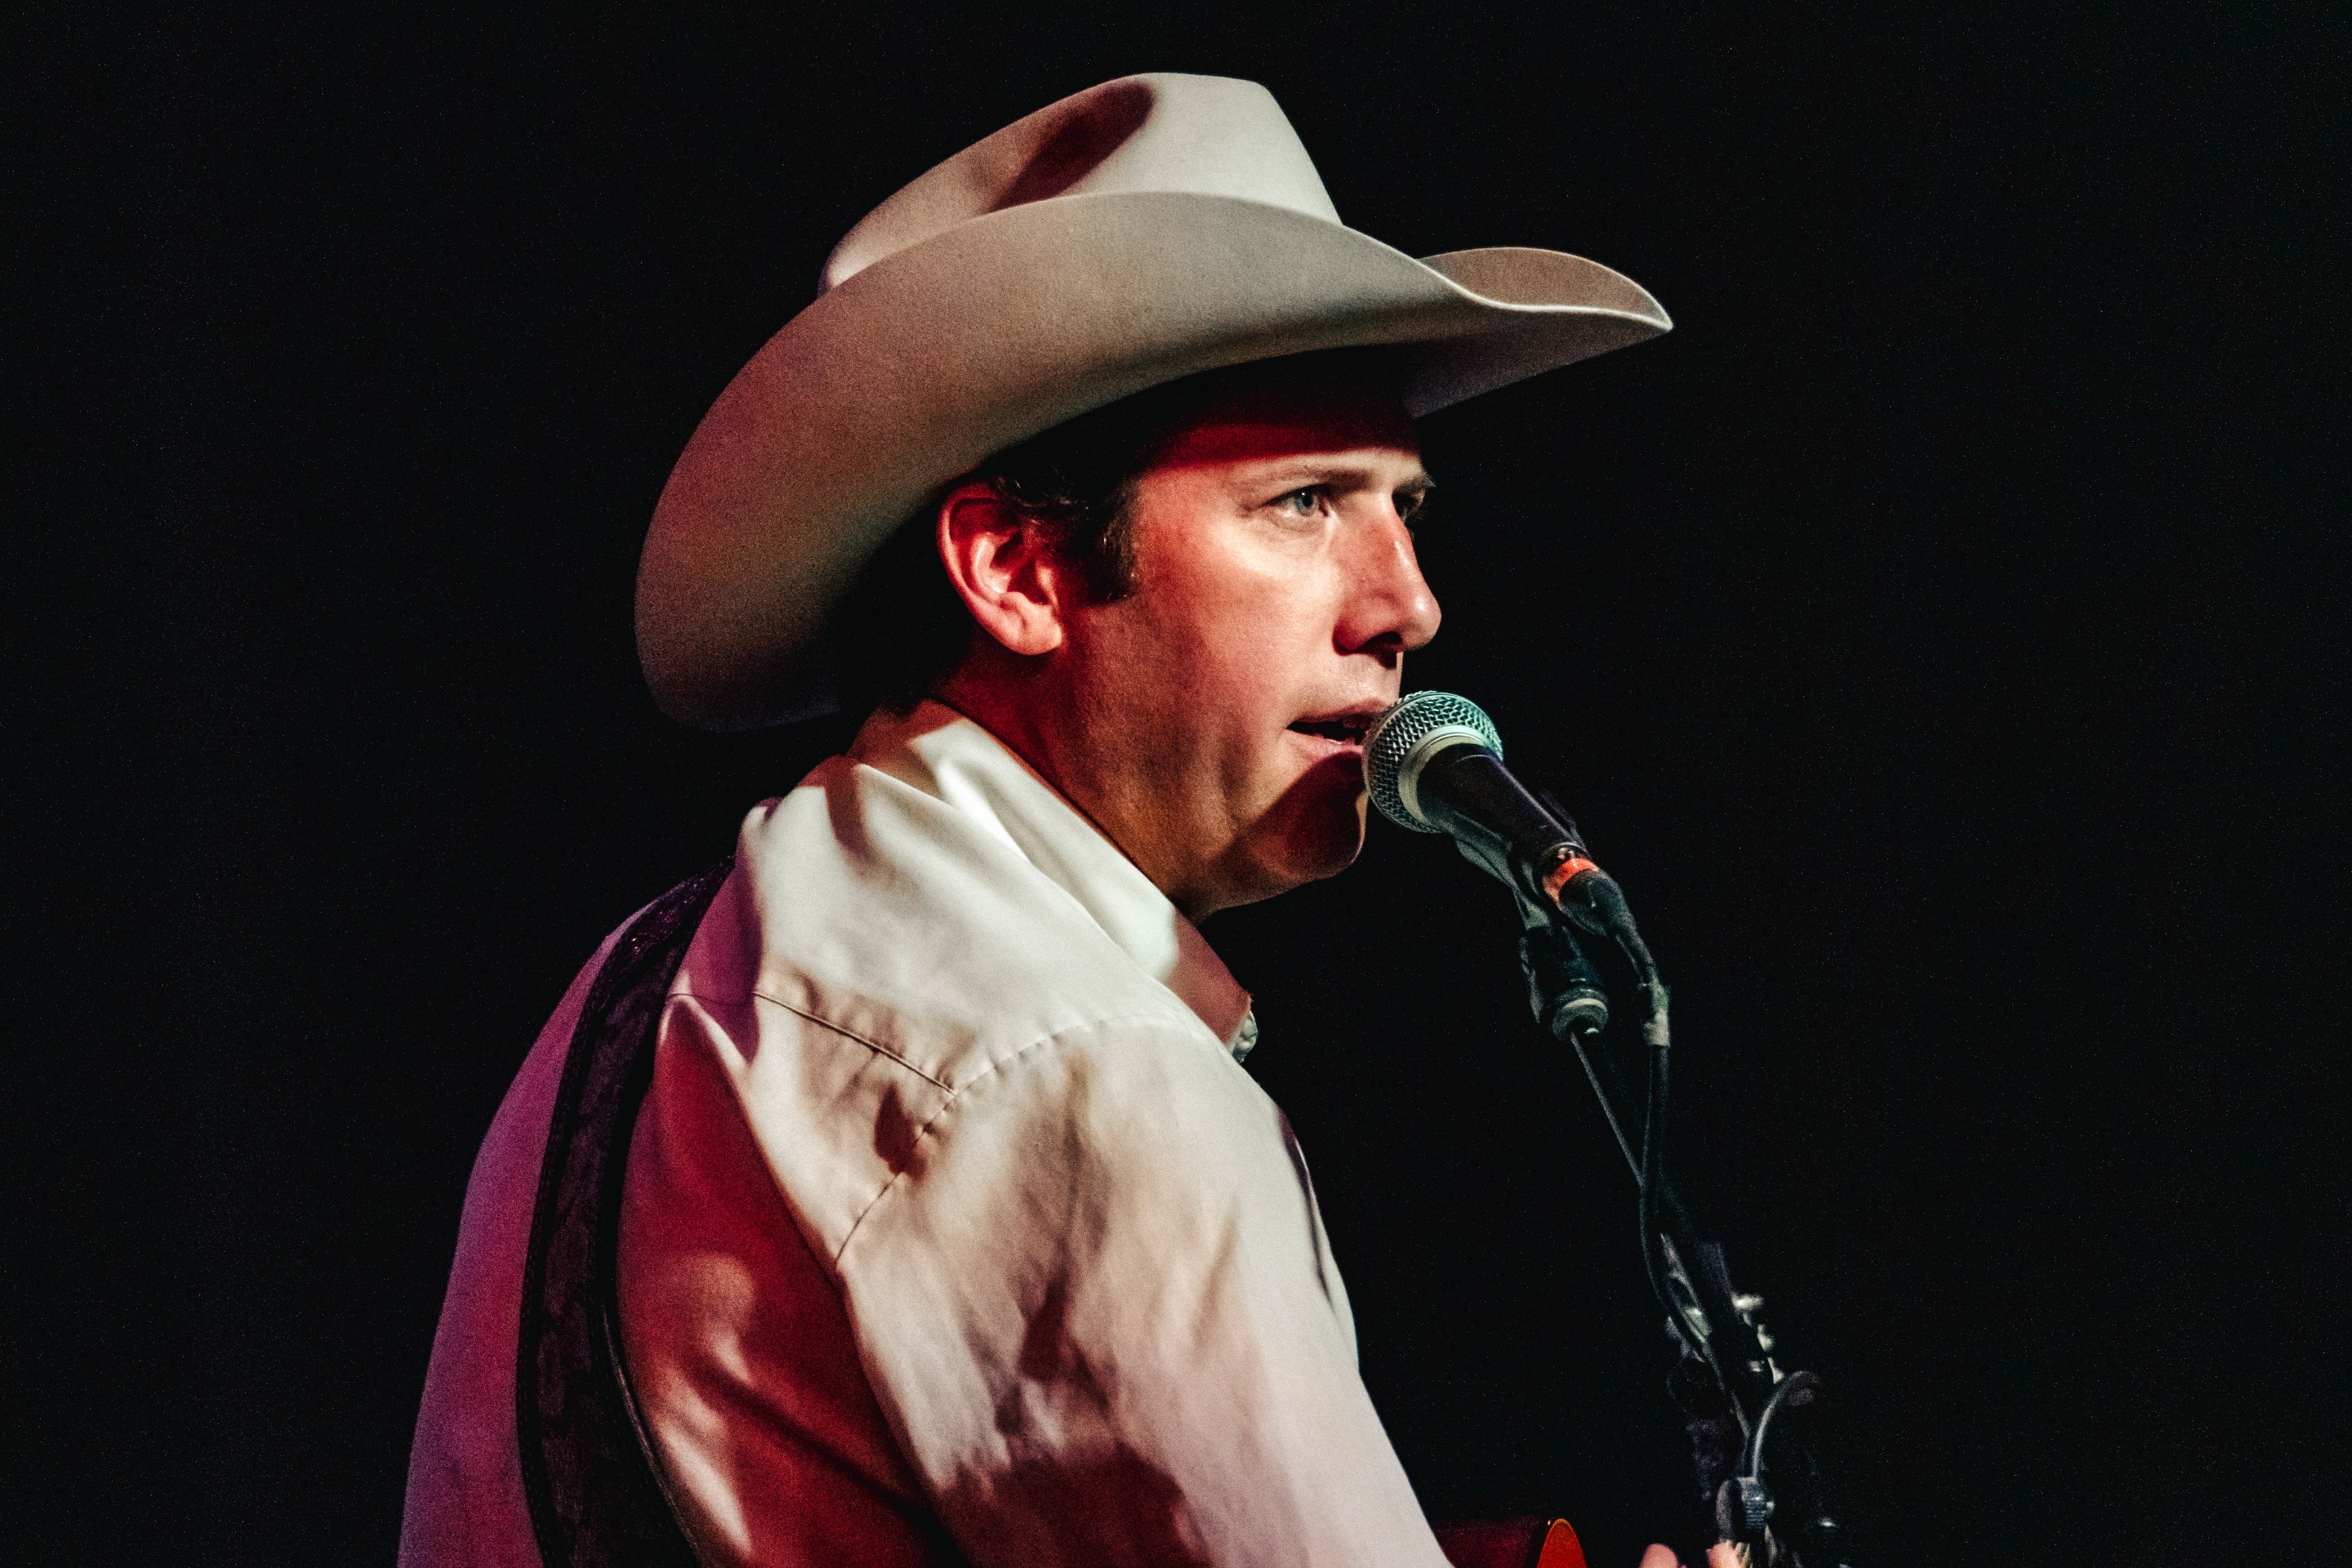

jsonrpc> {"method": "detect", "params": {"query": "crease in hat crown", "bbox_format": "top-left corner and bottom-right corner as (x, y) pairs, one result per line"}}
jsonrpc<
(822, 76), (1340, 291)
(637, 71), (1671, 731)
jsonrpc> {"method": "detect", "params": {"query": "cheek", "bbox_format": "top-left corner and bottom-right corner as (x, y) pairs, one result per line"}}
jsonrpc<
(1100, 506), (1347, 790)
(1176, 602), (1320, 785)
(1101, 604), (1289, 779)
(1131, 549), (1331, 706)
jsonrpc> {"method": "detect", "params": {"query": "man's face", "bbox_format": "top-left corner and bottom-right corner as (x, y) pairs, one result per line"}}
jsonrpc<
(1050, 371), (1440, 917)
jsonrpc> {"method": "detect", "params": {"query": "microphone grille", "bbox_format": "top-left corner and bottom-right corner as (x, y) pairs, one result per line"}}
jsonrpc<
(1363, 690), (1503, 831)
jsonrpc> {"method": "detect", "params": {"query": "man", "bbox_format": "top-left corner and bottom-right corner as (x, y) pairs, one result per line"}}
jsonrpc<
(401, 74), (1685, 1567)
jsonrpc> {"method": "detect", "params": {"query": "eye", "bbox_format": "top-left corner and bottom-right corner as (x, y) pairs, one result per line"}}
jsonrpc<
(1275, 487), (1325, 518)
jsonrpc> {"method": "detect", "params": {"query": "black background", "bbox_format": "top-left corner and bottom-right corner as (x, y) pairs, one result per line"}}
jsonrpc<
(10, 4), (2345, 1564)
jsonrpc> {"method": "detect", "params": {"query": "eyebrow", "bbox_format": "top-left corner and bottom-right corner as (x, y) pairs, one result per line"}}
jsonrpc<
(1261, 461), (1435, 492)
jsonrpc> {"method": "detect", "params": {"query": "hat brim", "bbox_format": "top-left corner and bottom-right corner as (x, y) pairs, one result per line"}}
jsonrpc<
(637, 189), (1670, 730)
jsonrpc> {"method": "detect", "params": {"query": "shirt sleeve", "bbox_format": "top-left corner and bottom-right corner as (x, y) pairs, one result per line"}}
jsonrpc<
(830, 1016), (1453, 1568)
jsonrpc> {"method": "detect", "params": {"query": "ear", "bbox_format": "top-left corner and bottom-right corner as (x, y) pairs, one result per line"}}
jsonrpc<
(935, 479), (1076, 657)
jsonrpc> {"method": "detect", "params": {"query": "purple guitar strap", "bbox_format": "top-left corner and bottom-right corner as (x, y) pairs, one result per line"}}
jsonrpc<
(514, 859), (733, 1568)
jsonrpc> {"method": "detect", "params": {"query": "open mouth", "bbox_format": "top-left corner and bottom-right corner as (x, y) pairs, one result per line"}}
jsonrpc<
(1287, 711), (1377, 746)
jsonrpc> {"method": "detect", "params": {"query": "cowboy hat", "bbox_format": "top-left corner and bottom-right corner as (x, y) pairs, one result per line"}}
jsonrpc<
(637, 73), (1669, 730)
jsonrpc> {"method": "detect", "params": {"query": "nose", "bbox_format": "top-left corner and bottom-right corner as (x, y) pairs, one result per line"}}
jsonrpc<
(1334, 506), (1441, 660)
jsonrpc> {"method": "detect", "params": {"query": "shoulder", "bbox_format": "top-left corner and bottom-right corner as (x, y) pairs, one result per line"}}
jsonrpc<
(839, 1004), (1299, 1279)
(681, 754), (1218, 1088)
(651, 756), (1262, 1263)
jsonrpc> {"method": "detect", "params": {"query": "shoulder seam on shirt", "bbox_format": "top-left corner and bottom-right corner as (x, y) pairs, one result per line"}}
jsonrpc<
(828, 1010), (1204, 1268)
(730, 987), (958, 1092)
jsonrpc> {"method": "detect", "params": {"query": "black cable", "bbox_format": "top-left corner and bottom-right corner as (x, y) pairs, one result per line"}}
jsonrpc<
(1635, 981), (1682, 1347)
(1593, 874), (1678, 1334)
(1566, 1026), (1638, 1176)
(1740, 1370), (1820, 1483)
(1598, 889), (1731, 1386)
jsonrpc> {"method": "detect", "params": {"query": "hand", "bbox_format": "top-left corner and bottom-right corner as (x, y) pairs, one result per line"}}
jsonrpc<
(1638, 1545), (1748, 1568)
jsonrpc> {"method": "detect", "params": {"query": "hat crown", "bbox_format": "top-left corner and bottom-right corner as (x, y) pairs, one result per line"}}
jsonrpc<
(822, 74), (1340, 292)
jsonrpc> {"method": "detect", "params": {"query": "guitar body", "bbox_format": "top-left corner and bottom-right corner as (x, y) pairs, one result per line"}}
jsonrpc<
(1435, 1517), (1588, 1568)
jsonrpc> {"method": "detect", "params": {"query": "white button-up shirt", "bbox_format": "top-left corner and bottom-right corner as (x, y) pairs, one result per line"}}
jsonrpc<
(399, 702), (1450, 1567)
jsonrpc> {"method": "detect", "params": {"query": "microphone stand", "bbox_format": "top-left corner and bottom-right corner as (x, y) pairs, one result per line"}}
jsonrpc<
(1514, 892), (1856, 1568)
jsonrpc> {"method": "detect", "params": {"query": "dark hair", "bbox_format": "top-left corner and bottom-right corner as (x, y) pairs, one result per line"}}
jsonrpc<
(831, 348), (1406, 715)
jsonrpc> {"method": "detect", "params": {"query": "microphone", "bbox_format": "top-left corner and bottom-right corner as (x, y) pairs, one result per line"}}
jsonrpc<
(1363, 691), (1631, 938)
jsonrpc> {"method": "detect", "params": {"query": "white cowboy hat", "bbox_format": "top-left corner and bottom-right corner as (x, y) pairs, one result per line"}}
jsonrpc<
(637, 72), (1670, 730)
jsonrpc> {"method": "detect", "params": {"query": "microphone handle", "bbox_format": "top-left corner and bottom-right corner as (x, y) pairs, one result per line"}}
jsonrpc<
(1421, 750), (1607, 930)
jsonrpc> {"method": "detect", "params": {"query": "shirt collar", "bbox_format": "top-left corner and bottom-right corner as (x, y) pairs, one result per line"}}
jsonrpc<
(847, 700), (1258, 1057)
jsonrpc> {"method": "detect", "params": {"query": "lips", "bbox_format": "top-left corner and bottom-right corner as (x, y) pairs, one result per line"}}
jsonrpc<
(1286, 706), (1383, 746)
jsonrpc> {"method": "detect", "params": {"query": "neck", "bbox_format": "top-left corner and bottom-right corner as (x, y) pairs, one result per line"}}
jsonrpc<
(933, 662), (1221, 920)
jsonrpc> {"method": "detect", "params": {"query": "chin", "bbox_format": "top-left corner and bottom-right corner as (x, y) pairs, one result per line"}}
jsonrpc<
(1249, 769), (1370, 894)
